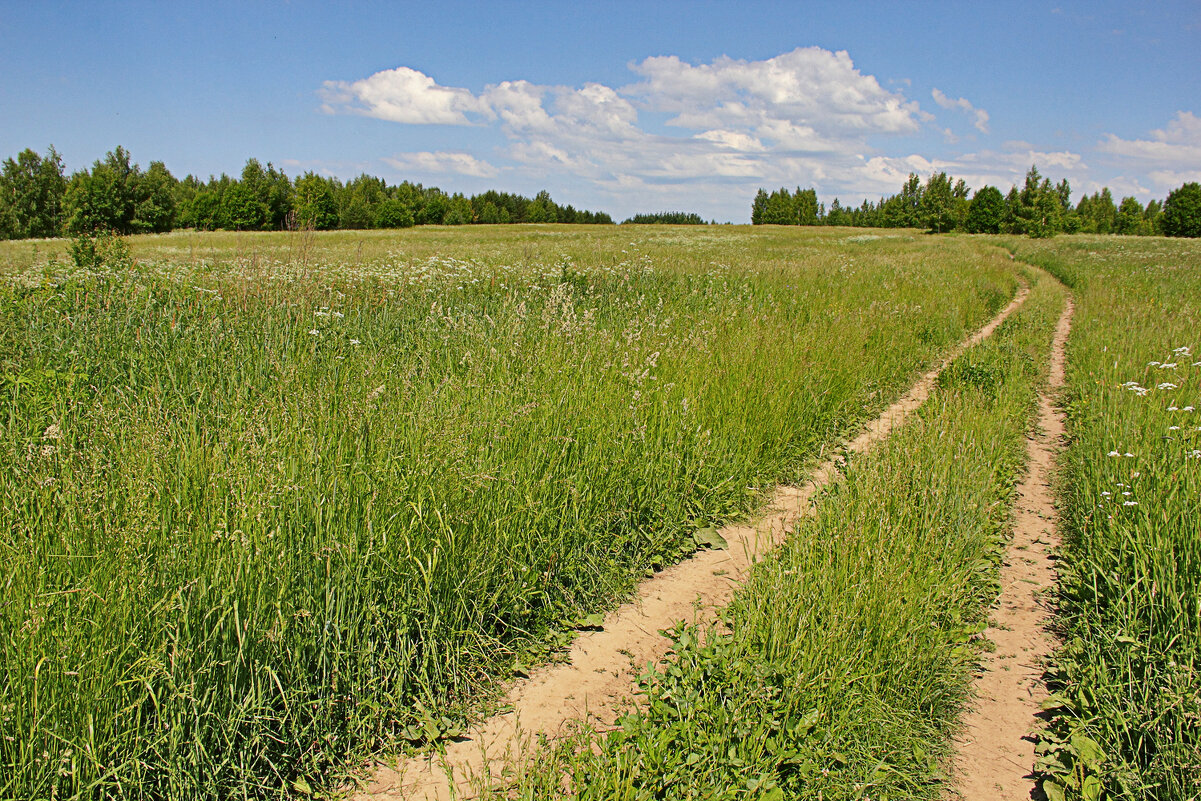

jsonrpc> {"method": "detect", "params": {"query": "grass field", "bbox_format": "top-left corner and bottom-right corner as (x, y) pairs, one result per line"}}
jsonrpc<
(1010, 237), (1201, 801)
(492, 265), (1066, 800)
(0, 226), (1017, 800)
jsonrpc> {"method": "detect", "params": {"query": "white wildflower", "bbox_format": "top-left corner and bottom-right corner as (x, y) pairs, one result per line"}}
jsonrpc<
(1184, 406), (1195, 412)
(1169, 406), (1179, 411)
(1124, 500), (1139, 506)
(1169, 426), (1181, 431)
(1101, 491), (1112, 497)
(309, 329), (320, 336)
(1125, 452), (1135, 458)
(349, 339), (361, 346)
(1173, 346), (1191, 355)
(1160, 363), (1178, 369)
(1148, 361), (1162, 367)
(1108, 450), (1121, 457)
(1158, 383), (1178, 390)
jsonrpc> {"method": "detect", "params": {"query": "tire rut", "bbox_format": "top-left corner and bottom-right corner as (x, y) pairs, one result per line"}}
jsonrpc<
(353, 284), (1033, 801)
(950, 294), (1074, 800)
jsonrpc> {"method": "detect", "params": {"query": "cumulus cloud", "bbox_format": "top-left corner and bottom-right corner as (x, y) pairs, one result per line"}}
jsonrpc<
(320, 67), (487, 125)
(931, 88), (990, 134)
(1097, 112), (1201, 179)
(323, 50), (1136, 218)
(627, 49), (923, 149)
(381, 151), (498, 178)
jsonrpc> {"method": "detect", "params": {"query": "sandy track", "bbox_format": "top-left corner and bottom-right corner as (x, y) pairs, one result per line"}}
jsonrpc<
(353, 284), (1031, 801)
(950, 295), (1073, 800)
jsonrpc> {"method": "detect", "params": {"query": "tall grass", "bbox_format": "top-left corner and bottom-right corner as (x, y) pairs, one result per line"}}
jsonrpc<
(0, 226), (1015, 799)
(497, 266), (1066, 800)
(1011, 237), (1201, 801)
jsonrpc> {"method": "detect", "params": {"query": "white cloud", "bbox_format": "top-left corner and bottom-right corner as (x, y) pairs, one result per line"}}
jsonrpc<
(323, 51), (1146, 218)
(381, 151), (499, 178)
(322, 49), (925, 208)
(626, 48), (923, 150)
(931, 88), (990, 134)
(1097, 112), (1201, 178)
(320, 67), (487, 125)
(695, 129), (767, 152)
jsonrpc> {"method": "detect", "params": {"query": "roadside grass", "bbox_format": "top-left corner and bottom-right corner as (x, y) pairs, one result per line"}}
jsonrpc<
(487, 266), (1066, 800)
(0, 226), (1014, 800)
(1009, 237), (1201, 801)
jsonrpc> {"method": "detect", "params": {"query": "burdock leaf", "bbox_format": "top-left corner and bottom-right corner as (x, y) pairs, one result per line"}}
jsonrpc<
(693, 526), (728, 550)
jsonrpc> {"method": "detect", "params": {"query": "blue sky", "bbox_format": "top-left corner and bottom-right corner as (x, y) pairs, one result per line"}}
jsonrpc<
(2, 1), (1199, 221)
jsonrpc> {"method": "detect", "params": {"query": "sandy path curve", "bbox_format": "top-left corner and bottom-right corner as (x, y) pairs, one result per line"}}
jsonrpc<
(950, 294), (1073, 800)
(354, 284), (1032, 801)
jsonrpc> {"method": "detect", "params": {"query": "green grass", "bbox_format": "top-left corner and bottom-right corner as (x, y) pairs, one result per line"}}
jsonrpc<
(0, 226), (1017, 800)
(489, 264), (1067, 800)
(1009, 236), (1201, 801)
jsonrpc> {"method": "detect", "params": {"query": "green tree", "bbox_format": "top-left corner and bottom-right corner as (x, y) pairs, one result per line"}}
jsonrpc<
(759, 188), (796, 225)
(0, 146), (67, 238)
(999, 186), (1019, 233)
(417, 190), (450, 225)
(965, 185), (1004, 234)
(1084, 188), (1117, 234)
(1142, 199), (1163, 234)
(1115, 196), (1144, 235)
(795, 188), (819, 225)
(1013, 166), (1062, 238)
(372, 198), (414, 228)
(825, 198), (847, 227)
(751, 189), (768, 224)
(64, 146), (141, 234)
(921, 171), (956, 233)
(527, 190), (558, 223)
(293, 172), (338, 230)
(1161, 182), (1201, 237)
(221, 181), (268, 230)
(133, 160), (177, 233)
(443, 193), (473, 225)
(1055, 179), (1080, 233)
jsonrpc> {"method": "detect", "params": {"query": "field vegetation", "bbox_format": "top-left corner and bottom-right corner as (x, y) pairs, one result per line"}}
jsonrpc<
(0, 226), (1017, 799)
(1011, 237), (1201, 801)
(491, 267), (1067, 800)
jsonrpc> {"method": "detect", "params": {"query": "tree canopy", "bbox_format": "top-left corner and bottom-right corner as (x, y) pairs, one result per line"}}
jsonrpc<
(1161, 182), (1201, 238)
(0, 144), (614, 240)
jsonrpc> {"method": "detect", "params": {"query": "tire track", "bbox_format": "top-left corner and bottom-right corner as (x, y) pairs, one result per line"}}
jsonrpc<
(354, 283), (1032, 801)
(950, 294), (1073, 800)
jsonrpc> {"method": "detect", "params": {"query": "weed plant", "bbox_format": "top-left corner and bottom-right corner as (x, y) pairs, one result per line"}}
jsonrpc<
(498, 267), (1065, 800)
(0, 226), (1015, 799)
(1013, 237), (1201, 801)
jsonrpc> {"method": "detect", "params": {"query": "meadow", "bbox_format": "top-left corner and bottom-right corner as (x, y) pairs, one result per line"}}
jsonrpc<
(1011, 237), (1201, 801)
(494, 265), (1068, 800)
(489, 235), (1201, 801)
(0, 226), (1017, 799)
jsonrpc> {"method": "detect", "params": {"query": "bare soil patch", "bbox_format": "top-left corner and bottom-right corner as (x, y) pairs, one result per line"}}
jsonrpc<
(354, 286), (1031, 801)
(950, 296), (1073, 800)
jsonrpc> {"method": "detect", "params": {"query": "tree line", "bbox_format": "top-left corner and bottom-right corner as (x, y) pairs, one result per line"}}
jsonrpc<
(752, 167), (1201, 237)
(621, 211), (709, 225)
(0, 145), (613, 240)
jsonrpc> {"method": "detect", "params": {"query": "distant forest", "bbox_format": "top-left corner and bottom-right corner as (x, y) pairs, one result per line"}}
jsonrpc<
(752, 168), (1201, 238)
(622, 211), (708, 225)
(0, 145), (613, 241)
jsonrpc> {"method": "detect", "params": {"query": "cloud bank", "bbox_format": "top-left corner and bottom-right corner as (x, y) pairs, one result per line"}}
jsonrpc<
(320, 50), (1198, 219)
